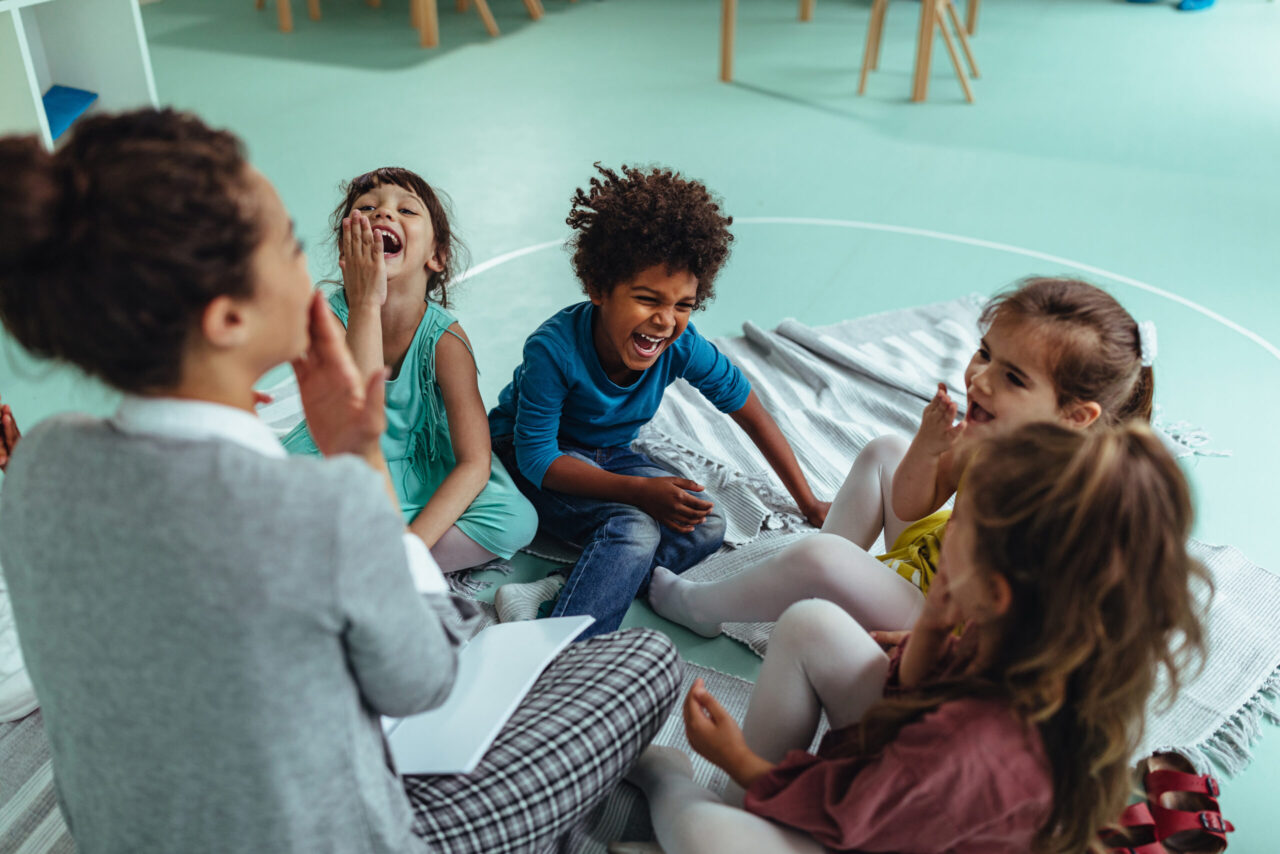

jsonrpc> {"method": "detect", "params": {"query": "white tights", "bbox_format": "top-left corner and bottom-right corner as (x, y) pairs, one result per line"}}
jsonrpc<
(648, 436), (924, 636)
(631, 600), (890, 854)
(429, 525), (499, 574)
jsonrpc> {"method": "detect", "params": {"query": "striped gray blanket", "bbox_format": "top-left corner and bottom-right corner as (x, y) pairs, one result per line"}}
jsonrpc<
(4, 297), (1273, 854)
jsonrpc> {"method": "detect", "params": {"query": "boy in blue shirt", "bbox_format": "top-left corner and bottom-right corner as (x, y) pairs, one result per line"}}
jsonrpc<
(490, 165), (829, 638)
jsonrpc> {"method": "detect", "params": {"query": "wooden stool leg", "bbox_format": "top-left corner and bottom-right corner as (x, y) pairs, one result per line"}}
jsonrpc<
(256, 0), (265, 9)
(411, 0), (420, 28)
(945, 0), (979, 78)
(869, 0), (887, 71)
(966, 0), (979, 35)
(277, 0), (293, 32)
(721, 0), (736, 82)
(522, 0), (544, 20)
(457, 0), (469, 10)
(858, 0), (887, 94)
(308, 0), (321, 20)
(799, 0), (815, 22)
(366, 0), (381, 8)
(417, 0), (440, 47)
(910, 0), (935, 101)
(472, 0), (499, 37)
(936, 3), (974, 102)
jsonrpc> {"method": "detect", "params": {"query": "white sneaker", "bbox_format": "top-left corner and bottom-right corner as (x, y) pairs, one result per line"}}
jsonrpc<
(494, 574), (566, 623)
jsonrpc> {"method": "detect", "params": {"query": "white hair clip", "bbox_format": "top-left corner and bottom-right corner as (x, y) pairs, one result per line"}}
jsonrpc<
(1137, 320), (1157, 367)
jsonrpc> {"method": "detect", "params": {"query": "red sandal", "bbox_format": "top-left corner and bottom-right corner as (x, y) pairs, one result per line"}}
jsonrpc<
(1102, 801), (1166, 853)
(1143, 761), (1234, 853)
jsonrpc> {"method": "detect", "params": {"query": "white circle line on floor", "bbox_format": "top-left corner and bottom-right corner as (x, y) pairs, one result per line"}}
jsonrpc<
(456, 221), (1280, 363)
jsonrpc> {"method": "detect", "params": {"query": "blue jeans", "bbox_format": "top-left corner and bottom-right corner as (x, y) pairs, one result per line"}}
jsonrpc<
(493, 437), (726, 639)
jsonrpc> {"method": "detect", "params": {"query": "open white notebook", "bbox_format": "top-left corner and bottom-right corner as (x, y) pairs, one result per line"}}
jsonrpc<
(382, 615), (594, 775)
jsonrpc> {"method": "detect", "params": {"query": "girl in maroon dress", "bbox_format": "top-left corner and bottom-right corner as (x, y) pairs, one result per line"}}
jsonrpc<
(630, 421), (1208, 854)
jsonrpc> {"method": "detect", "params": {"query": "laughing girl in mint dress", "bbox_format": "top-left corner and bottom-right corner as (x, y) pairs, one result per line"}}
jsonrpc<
(284, 168), (535, 571)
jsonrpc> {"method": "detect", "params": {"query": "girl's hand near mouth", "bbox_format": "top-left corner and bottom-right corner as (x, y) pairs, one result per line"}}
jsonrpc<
(339, 210), (388, 310)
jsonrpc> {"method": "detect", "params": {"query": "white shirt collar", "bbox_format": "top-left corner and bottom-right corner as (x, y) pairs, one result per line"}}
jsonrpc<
(111, 395), (285, 459)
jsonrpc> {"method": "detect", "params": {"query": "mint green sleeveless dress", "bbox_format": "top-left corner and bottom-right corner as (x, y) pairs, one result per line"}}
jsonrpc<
(282, 290), (537, 559)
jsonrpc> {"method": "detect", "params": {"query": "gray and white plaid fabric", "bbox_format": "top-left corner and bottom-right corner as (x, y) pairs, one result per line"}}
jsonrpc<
(404, 628), (682, 853)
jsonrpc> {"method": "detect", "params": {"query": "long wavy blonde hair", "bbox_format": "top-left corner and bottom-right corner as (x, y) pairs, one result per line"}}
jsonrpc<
(844, 422), (1207, 853)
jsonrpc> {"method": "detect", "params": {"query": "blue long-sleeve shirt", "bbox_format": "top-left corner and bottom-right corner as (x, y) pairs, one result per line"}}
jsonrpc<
(489, 301), (751, 487)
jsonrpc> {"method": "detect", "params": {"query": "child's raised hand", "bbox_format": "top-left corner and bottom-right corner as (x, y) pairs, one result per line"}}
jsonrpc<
(0, 400), (20, 472)
(915, 383), (965, 457)
(291, 292), (387, 460)
(682, 678), (748, 771)
(339, 211), (388, 309)
(633, 476), (714, 533)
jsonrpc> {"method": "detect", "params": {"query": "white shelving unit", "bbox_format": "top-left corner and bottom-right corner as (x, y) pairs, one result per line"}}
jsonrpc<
(0, 0), (157, 149)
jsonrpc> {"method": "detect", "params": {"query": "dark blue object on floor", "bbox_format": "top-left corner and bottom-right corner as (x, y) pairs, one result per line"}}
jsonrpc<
(42, 85), (98, 141)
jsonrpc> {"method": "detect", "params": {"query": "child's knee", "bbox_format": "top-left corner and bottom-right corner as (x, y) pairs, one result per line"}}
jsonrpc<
(864, 433), (909, 467)
(690, 509), (726, 552)
(604, 508), (663, 558)
(774, 597), (856, 649)
(787, 533), (860, 589)
(508, 493), (540, 551)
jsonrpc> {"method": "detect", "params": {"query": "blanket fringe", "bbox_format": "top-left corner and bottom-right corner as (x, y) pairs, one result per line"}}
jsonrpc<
(1148, 666), (1280, 776)
(633, 428), (810, 542)
(445, 558), (513, 597)
(1153, 408), (1231, 459)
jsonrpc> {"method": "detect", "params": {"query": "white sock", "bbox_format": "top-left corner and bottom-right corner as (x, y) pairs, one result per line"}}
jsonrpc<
(648, 567), (723, 638)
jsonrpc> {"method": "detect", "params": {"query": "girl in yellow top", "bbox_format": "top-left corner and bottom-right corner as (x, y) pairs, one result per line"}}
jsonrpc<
(649, 276), (1157, 637)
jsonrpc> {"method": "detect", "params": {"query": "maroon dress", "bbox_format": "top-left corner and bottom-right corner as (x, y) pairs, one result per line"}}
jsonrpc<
(744, 635), (1054, 853)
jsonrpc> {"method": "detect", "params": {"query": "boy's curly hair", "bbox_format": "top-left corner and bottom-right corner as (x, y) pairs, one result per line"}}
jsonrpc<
(566, 164), (733, 307)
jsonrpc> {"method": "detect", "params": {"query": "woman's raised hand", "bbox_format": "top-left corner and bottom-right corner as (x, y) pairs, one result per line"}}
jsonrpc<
(339, 210), (388, 310)
(291, 292), (387, 460)
(0, 399), (20, 471)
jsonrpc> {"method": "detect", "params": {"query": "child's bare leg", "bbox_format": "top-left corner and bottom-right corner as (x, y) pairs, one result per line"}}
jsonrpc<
(821, 434), (912, 550)
(649, 533), (923, 637)
(629, 746), (827, 854)
(723, 599), (890, 805)
(429, 525), (499, 573)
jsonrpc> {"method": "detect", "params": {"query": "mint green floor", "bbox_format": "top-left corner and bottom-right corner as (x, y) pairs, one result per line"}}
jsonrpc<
(3, 0), (1278, 848)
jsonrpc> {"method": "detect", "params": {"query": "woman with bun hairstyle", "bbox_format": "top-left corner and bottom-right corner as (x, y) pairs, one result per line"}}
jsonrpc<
(0, 109), (680, 854)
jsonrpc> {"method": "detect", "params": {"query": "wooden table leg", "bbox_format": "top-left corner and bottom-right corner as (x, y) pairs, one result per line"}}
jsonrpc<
(858, 0), (887, 95)
(966, 0), (979, 36)
(946, 0), (979, 78)
(472, 0), (499, 36)
(522, 0), (545, 20)
(911, 0), (936, 102)
(308, 0), (321, 20)
(799, 0), (815, 22)
(277, 0), (294, 32)
(721, 0), (736, 82)
(936, 3), (973, 102)
(417, 0), (439, 46)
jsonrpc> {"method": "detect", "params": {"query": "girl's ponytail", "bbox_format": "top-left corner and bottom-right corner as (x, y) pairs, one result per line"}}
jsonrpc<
(1117, 364), (1155, 423)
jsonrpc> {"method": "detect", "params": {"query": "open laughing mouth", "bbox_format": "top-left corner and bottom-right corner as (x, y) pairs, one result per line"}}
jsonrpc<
(631, 331), (668, 358)
(372, 227), (403, 258)
(966, 400), (995, 423)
